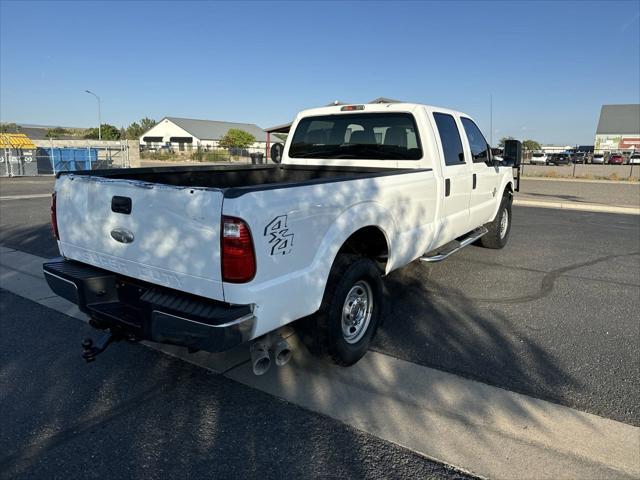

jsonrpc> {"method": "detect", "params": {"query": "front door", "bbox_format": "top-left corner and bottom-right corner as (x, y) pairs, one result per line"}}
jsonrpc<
(432, 111), (473, 246)
(460, 117), (501, 226)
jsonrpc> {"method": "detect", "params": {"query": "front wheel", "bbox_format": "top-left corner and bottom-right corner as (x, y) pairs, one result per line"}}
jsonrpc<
(299, 254), (384, 366)
(480, 193), (512, 249)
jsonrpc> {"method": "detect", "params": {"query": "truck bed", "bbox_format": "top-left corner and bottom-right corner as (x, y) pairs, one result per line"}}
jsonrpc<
(65, 164), (426, 198)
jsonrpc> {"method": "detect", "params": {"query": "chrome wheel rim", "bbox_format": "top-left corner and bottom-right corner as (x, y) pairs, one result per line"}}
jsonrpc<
(341, 280), (373, 344)
(499, 208), (509, 238)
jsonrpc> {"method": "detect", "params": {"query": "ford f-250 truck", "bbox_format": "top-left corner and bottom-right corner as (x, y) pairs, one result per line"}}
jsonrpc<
(43, 101), (521, 374)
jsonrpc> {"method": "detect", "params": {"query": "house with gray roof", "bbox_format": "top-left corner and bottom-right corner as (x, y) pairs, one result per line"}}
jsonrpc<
(139, 116), (270, 151)
(594, 104), (640, 152)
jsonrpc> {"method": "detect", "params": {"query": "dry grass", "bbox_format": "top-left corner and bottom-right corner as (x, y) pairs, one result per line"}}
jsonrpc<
(522, 171), (639, 182)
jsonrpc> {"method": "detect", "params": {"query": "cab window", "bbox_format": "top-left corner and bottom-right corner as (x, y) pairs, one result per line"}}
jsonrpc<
(461, 118), (490, 163)
(433, 113), (465, 166)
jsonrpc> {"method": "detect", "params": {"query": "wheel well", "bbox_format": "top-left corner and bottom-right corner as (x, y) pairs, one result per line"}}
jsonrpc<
(338, 226), (389, 265)
(505, 182), (514, 195)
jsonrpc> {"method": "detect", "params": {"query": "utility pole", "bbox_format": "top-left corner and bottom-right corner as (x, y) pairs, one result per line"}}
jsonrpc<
(85, 90), (101, 140)
(490, 94), (493, 147)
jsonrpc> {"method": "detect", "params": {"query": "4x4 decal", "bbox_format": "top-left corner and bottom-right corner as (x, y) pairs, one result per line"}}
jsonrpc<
(264, 215), (295, 256)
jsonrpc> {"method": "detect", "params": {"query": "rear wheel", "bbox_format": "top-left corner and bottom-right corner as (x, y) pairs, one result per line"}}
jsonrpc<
(480, 192), (512, 249)
(299, 254), (383, 366)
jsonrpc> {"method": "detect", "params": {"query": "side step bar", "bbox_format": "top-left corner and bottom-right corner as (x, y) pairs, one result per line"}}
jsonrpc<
(420, 226), (488, 263)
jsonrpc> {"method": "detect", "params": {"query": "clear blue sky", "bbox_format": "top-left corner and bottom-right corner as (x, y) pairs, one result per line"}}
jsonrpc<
(1, 0), (638, 145)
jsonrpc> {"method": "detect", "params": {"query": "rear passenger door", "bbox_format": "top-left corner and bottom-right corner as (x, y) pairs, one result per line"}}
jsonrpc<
(432, 112), (473, 244)
(460, 117), (500, 226)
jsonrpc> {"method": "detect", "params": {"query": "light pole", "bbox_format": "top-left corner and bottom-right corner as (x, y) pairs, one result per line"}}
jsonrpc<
(85, 90), (101, 140)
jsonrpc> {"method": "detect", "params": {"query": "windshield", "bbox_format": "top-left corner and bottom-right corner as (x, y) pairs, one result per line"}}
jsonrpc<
(289, 113), (422, 160)
(533, 153), (545, 157)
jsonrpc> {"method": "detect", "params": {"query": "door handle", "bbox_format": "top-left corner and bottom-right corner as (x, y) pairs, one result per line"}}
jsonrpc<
(472, 173), (477, 189)
(445, 178), (451, 197)
(111, 196), (132, 214)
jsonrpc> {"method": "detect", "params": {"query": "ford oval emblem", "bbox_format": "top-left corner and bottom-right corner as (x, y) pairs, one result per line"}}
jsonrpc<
(110, 227), (135, 244)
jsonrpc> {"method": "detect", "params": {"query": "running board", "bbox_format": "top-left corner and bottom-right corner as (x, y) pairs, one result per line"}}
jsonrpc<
(420, 227), (488, 263)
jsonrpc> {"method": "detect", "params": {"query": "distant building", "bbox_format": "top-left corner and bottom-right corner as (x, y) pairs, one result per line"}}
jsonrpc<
(541, 145), (573, 154)
(594, 104), (640, 153)
(139, 117), (270, 152)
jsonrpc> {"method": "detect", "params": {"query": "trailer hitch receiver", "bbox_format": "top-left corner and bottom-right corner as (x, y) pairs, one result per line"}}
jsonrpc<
(81, 331), (120, 363)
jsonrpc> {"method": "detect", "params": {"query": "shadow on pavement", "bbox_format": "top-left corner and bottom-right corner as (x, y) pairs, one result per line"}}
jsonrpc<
(0, 224), (59, 258)
(0, 291), (470, 480)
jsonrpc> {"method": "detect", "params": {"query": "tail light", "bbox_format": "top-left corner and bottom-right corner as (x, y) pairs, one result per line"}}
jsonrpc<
(221, 216), (256, 283)
(50, 192), (59, 240)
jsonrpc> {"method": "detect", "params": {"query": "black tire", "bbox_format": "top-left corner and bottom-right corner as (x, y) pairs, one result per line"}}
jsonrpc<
(299, 254), (384, 366)
(479, 192), (512, 249)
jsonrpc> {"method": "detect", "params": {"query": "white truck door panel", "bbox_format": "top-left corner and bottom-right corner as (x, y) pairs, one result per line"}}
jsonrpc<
(56, 175), (225, 300)
(431, 111), (472, 243)
(460, 117), (500, 226)
(470, 162), (501, 224)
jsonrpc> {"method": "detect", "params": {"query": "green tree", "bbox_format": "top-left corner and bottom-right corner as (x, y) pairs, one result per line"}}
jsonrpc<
(45, 127), (72, 138)
(139, 117), (156, 132)
(124, 118), (156, 139)
(125, 122), (142, 139)
(522, 139), (541, 151)
(218, 128), (256, 150)
(84, 123), (121, 140)
(498, 136), (515, 148)
(0, 123), (21, 133)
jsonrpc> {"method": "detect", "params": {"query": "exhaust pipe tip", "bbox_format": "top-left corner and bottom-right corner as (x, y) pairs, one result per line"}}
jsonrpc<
(273, 339), (292, 367)
(250, 341), (271, 376)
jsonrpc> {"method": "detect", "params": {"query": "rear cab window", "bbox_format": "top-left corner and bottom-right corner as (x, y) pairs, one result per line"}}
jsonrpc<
(289, 113), (422, 160)
(433, 112), (465, 166)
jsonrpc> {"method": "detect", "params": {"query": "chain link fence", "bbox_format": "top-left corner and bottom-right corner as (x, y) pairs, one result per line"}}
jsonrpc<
(140, 145), (270, 165)
(0, 143), (130, 177)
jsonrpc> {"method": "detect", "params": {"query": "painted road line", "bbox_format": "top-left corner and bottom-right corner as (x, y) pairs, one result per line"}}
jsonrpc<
(1, 248), (639, 479)
(514, 199), (640, 215)
(0, 193), (52, 201)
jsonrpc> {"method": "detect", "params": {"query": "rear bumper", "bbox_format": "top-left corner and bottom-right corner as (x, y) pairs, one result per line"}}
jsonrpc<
(43, 258), (255, 352)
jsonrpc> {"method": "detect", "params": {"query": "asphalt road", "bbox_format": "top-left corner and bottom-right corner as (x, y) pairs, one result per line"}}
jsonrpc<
(1, 176), (639, 427)
(0, 290), (466, 480)
(376, 207), (640, 426)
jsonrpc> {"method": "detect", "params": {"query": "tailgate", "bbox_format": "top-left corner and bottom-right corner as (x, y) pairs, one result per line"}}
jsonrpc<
(55, 174), (224, 300)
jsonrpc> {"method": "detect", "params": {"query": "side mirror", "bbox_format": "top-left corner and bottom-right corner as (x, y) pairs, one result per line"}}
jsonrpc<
(503, 140), (522, 167)
(270, 142), (284, 164)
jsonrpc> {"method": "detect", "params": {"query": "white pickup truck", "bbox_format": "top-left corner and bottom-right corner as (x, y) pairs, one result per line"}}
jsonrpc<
(44, 101), (521, 373)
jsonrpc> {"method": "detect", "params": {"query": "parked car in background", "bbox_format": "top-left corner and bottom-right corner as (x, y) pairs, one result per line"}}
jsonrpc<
(572, 152), (587, 164)
(628, 154), (640, 165)
(592, 153), (606, 164)
(608, 154), (624, 165)
(530, 152), (548, 165)
(551, 153), (571, 165)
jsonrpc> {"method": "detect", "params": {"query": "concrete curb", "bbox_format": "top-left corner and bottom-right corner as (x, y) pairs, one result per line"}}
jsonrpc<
(1, 247), (639, 480)
(514, 199), (640, 215)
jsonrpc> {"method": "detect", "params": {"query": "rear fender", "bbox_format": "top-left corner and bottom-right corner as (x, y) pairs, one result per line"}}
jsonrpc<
(307, 201), (396, 312)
